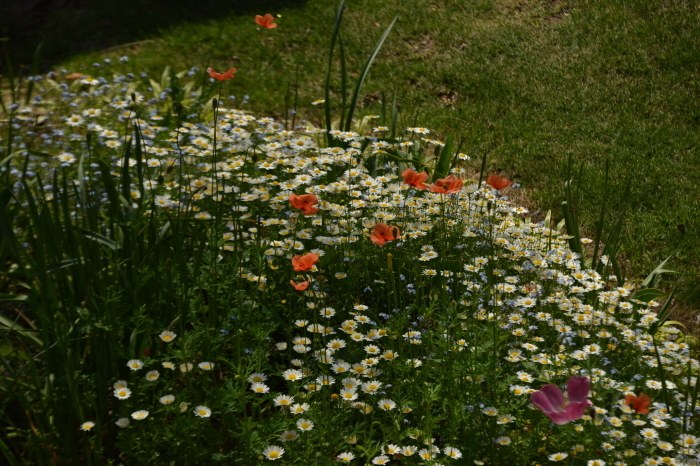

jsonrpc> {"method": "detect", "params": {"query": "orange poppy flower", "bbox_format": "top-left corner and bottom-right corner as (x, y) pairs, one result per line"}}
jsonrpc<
(289, 193), (319, 216)
(255, 14), (277, 29)
(290, 280), (310, 291)
(624, 393), (651, 414)
(486, 174), (513, 191)
(206, 67), (236, 82)
(370, 223), (400, 246)
(402, 168), (428, 190)
(428, 175), (463, 194)
(291, 253), (319, 271)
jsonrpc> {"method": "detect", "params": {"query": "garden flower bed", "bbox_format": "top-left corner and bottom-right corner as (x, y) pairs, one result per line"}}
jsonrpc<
(0, 6), (698, 465)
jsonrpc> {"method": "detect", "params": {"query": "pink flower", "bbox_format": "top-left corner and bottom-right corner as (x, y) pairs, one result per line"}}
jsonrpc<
(530, 376), (592, 425)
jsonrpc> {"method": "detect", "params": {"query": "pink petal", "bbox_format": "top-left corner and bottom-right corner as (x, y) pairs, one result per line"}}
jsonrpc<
(567, 376), (591, 404)
(540, 384), (567, 412)
(546, 411), (573, 425)
(531, 390), (555, 414)
(565, 400), (592, 422)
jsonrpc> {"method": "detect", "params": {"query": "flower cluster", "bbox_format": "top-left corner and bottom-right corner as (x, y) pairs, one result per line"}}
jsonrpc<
(4, 56), (698, 465)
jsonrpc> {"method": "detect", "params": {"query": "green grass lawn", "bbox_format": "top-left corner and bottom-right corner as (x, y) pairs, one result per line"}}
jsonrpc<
(4, 0), (699, 318)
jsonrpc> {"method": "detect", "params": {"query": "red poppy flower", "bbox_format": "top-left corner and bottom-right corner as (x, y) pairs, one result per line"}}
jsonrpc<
(624, 393), (651, 414)
(291, 253), (319, 271)
(486, 174), (513, 191)
(427, 175), (463, 194)
(255, 14), (277, 29)
(289, 193), (319, 216)
(206, 67), (236, 82)
(290, 280), (310, 291)
(401, 168), (428, 190)
(370, 223), (400, 246)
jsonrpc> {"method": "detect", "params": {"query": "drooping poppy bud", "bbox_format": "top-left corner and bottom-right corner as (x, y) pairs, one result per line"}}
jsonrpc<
(255, 14), (277, 29)
(206, 67), (236, 82)
(486, 174), (513, 191)
(290, 280), (310, 291)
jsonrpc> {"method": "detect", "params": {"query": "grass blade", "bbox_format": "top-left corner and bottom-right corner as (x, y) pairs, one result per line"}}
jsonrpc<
(134, 127), (144, 205)
(24, 41), (43, 106)
(79, 227), (120, 251)
(2, 40), (16, 104)
(343, 14), (398, 132)
(120, 135), (133, 202)
(324, 0), (346, 144)
(0, 436), (20, 466)
(390, 92), (398, 139)
(591, 159), (608, 270)
(338, 31), (348, 131)
(477, 151), (487, 189)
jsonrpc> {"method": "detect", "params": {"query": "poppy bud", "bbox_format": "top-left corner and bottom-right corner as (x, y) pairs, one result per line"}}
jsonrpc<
(486, 174), (513, 191)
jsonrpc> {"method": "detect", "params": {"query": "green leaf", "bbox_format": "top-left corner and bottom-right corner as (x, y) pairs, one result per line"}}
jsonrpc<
(79, 228), (120, 251)
(0, 151), (17, 170)
(0, 433), (22, 466)
(0, 315), (42, 348)
(631, 288), (666, 303)
(641, 254), (677, 288)
(390, 92), (398, 139)
(31, 259), (84, 276)
(432, 134), (454, 182)
(0, 344), (29, 360)
(0, 294), (28, 302)
(649, 274), (684, 336)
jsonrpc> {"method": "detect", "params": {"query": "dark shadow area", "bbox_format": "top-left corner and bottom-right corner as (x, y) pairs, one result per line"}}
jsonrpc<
(0, 0), (307, 72)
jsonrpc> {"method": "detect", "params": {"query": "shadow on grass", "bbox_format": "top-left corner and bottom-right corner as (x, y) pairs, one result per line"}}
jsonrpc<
(1, 0), (307, 72)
